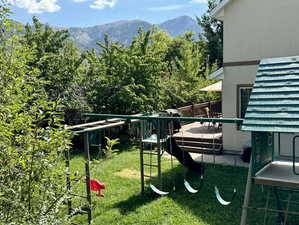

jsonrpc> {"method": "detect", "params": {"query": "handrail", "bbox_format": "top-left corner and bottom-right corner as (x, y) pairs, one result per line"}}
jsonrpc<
(292, 135), (299, 175)
(82, 113), (243, 124)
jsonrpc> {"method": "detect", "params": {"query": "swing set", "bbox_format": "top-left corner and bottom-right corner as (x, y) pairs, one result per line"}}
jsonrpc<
(139, 114), (237, 205)
(82, 113), (243, 205)
(65, 113), (243, 224)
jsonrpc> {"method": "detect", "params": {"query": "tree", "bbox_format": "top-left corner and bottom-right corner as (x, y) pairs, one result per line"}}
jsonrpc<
(162, 32), (216, 106)
(84, 30), (167, 114)
(23, 17), (84, 103)
(197, 0), (223, 67)
(0, 10), (72, 225)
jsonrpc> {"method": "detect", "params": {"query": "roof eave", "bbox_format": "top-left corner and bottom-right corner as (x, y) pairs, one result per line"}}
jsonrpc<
(211, 0), (231, 20)
(208, 67), (224, 80)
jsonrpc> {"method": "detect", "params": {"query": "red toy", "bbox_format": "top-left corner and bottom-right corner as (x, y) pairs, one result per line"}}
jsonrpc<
(90, 179), (106, 197)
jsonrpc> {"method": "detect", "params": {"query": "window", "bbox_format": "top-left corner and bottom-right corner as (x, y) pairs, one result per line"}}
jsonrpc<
(237, 85), (252, 119)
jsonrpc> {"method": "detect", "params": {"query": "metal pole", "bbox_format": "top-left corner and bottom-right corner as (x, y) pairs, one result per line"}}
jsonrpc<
(273, 187), (285, 224)
(240, 156), (253, 225)
(157, 119), (162, 188)
(84, 132), (92, 225)
(140, 121), (145, 194)
(65, 149), (72, 214)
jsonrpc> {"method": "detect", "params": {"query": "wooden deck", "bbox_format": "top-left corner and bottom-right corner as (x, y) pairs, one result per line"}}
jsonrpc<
(173, 122), (223, 154)
(173, 122), (222, 140)
(171, 122), (248, 167)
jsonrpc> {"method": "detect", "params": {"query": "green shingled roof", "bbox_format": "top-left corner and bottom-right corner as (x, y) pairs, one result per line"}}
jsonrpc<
(242, 56), (299, 133)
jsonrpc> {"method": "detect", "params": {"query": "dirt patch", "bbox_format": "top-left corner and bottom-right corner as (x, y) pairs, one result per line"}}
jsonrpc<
(115, 169), (140, 179)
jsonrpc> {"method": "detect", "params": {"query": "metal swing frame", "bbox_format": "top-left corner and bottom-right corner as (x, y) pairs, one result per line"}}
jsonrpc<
(82, 113), (243, 198)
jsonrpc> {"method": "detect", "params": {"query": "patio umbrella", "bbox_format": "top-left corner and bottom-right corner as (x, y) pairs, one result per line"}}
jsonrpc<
(200, 81), (222, 92)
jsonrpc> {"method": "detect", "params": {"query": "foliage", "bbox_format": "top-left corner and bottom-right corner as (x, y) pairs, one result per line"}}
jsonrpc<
(103, 137), (120, 157)
(0, 2), (223, 223)
(197, 0), (223, 67)
(84, 31), (167, 114)
(0, 11), (72, 225)
(23, 17), (86, 109)
(162, 32), (217, 106)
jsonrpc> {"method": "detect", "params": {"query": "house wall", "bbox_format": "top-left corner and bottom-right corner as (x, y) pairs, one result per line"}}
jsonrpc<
(222, 65), (257, 151)
(223, 0), (299, 62)
(221, 0), (299, 152)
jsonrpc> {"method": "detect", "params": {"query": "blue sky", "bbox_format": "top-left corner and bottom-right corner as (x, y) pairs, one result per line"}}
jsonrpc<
(6, 0), (208, 27)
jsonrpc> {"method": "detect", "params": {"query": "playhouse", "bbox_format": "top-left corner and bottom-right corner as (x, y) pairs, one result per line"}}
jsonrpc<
(241, 56), (299, 225)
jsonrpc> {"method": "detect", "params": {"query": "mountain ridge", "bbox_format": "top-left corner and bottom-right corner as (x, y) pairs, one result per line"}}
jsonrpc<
(65, 16), (201, 50)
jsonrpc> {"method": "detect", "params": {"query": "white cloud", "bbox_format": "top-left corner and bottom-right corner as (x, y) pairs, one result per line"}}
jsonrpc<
(72, 0), (117, 9)
(90, 0), (117, 9)
(190, 0), (208, 3)
(147, 4), (190, 12)
(7, 0), (60, 13)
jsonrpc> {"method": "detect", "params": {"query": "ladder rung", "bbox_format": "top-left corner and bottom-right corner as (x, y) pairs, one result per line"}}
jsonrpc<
(143, 164), (158, 167)
(143, 175), (151, 178)
(142, 152), (159, 156)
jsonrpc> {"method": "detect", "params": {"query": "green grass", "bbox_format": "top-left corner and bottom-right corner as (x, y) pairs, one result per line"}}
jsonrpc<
(68, 143), (299, 225)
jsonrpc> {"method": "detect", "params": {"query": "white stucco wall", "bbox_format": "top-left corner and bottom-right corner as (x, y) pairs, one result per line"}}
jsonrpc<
(222, 65), (257, 151)
(223, 0), (299, 62)
(220, 0), (299, 152)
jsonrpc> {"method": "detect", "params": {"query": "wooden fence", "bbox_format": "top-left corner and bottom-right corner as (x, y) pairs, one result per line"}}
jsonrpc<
(177, 100), (222, 118)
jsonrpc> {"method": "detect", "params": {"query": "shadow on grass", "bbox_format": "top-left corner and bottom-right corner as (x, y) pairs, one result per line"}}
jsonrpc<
(115, 192), (159, 215)
(114, 162), (252, 225)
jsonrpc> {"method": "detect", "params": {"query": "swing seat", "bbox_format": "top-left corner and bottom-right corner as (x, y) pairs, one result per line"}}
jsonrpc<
(150, 184), (169, 196)
(215, 186), (237, 206)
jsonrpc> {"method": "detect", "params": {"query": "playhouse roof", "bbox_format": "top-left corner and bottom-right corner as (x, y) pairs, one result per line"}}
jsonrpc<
(242, 56), (299, 133)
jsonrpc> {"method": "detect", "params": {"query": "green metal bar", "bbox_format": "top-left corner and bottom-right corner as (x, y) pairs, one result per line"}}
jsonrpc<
(81, 114), (243, 123)
(65, 149), (72, 215)
(140, 121), (145, 194)
(156, 119), (162, 190)
(273, 187), (285, 224)
(292, 135), (299, 175)
(278, 133), (281, 157)
(84, 133), (92, 225)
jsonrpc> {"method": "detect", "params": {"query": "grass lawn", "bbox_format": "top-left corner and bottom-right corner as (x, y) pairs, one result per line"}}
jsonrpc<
(68, 142), (299, 225)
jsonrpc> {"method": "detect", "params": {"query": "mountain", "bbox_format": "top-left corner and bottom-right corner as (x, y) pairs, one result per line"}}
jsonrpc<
(67, 16), (201, 50)
(159, 16), (200, 37)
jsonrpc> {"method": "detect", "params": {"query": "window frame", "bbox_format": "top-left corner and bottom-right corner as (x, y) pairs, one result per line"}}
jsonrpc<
(236, 84), (253, 119)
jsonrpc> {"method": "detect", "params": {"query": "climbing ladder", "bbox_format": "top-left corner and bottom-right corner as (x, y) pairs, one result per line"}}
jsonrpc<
(139, 117), (168, 194)
(140, 141), (163, 194)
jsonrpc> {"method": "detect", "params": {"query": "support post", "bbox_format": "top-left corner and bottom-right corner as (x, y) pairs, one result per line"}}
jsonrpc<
(84, 132), (92, 225)
(273, 187), (285, 224)
(140, 121), (145, 194)
(65, 149), (72, 214)
(240, 156), (253, 225)
(156, 119), (162, 188)
(140, 146), (145, 194)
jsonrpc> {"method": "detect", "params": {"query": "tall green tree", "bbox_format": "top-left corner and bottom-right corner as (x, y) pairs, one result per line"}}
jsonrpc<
(0, 9), (72, 225)
(163, 32), (215, 106)
(23, 17), (84, 103)
(84, 30), (167, 114)
(197, 0), (223, 67)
